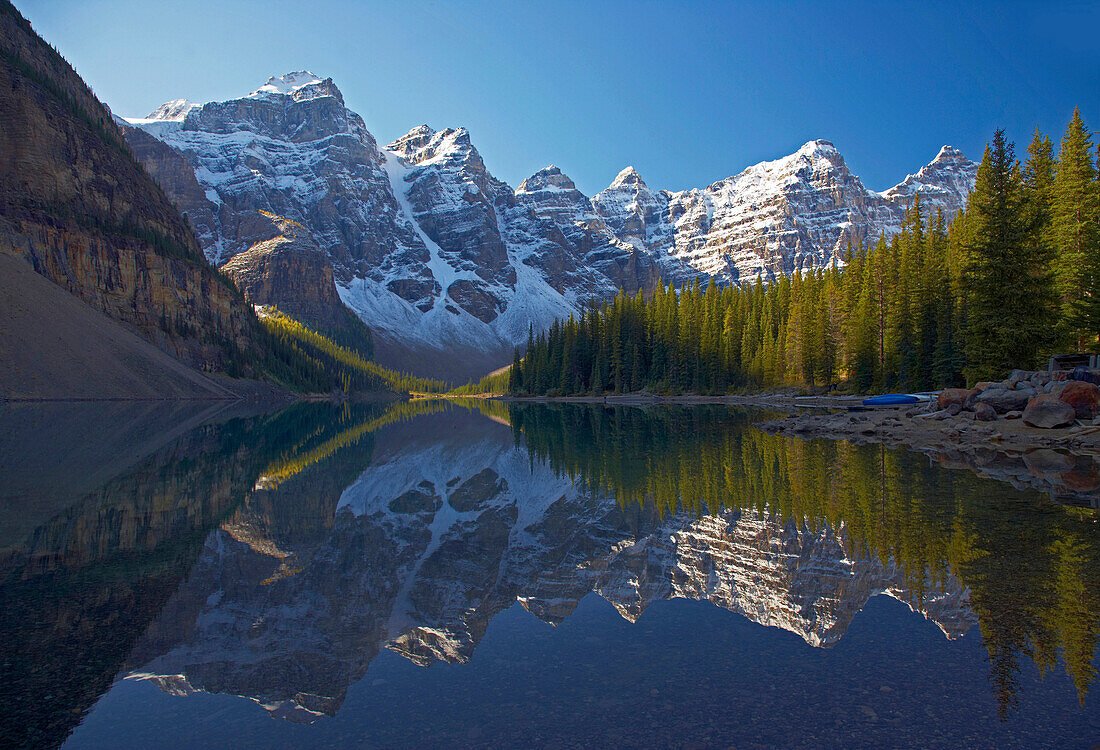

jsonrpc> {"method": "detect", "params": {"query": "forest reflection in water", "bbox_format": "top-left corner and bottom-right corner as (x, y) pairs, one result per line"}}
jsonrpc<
(1, 399), (1097, 749)
(510, 402), (1100, 716)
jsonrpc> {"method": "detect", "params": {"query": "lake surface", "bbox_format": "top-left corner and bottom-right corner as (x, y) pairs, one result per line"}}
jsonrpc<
(2, 400), (1098, 749)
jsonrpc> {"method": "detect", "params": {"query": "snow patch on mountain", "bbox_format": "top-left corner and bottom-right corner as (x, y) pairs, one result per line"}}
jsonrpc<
(249, 70), (324, 98)
(136, 98), (200, 123)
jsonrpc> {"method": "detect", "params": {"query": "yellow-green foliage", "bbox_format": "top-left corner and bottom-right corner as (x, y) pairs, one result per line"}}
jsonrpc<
(259, 309), (448, 394)
(445, 396), (512, 424)
(449, 367), (511, 396)
(257, 399), (458, 487)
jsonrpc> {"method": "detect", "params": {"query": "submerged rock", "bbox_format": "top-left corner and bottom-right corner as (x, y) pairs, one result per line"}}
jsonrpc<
(1023, 449), (1075, 478)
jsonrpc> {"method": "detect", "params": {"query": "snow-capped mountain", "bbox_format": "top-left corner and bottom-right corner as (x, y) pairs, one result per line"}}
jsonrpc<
(124, 72), (977, 378)
(125, 407), (973, 723)
(593, 140), (979, 282)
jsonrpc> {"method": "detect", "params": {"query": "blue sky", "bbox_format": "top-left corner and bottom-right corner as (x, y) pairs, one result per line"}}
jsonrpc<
(17, 0), (1099, 195)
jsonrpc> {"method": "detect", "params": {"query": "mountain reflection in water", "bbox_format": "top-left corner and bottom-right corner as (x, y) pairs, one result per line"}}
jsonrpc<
(1, 400), (1097, 749)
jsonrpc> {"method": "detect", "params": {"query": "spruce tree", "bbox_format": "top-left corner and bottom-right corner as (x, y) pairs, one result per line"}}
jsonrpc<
(961, 130), (1058, 381)
(1052, 109), (1100, 349)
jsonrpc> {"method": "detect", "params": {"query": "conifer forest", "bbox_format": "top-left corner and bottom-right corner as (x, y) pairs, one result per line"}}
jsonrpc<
(513, 112), (1100, 395)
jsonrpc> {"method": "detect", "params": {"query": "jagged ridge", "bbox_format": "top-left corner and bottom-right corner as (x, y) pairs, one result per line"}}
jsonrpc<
(124, 73), (977, 379)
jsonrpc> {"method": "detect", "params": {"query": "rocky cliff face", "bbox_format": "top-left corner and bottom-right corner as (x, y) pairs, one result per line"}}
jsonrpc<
(221, 212), (373, 353)
(126, 72), (977, 378)
(127, 408), (974, 722)
(0, 3), (259, 373)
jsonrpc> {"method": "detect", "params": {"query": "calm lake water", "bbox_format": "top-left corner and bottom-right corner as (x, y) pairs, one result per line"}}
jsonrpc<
(2, 400), (1098, 749)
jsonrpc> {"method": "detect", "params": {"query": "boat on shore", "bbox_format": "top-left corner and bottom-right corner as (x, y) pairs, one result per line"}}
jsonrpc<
(861, 393), (936, 407)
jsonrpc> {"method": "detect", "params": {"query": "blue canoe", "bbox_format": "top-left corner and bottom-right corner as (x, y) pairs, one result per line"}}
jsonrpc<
(862, 393), (921, 407)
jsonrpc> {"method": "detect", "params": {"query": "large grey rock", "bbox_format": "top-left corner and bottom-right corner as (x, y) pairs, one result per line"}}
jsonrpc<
(1023, 395), (1077, 429)
(973, 403), (997, 422)
(1030, 371), (1052, 388)
(1008, 369), (1033, 386)
(976, 387), (1031, 414)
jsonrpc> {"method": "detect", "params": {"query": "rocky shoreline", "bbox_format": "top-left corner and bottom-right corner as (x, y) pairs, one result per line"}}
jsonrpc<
(755, 369), (1100, 509)
(494, 372), (1100, 509)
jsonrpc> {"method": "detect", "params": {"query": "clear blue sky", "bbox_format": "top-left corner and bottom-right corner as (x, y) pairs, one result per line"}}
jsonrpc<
(15, 0), (1100, 195)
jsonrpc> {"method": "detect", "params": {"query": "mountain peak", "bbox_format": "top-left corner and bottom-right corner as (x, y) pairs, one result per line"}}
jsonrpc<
(610, 166), (646, 189)
(932, 145), (968, 165)
(386, 125), (437, 156)
(799, 139), (836, 154)
(791, 140), (845, 168)
(387, 125), (478, 167)
(879, 145), (978, 208)
(250, 71), (324, 97)
(246, 71), (344, 105)
(143, 99), (199, 122)
(517, 165), (577, 194)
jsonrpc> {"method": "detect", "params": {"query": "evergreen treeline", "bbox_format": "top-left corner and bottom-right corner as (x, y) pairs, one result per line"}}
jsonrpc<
(510, 402), (1100, 713)
(252, 310), (449, 395)
(513, 113), (1099, 395)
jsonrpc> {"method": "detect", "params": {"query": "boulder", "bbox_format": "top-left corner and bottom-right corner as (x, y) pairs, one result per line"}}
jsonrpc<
(1023, 394), (1076, 429)
(1059, 380), (1100, 420)
(1004, 410), (1023, 420)
(947, 403), (962, 416)
(1030, 371), (1052, 388)
(976, 387), (1031, 414)
(937, 388), (974, 410)
(1052, 370), (1070, 382)
(973, 403), (997, 422)
(1008, 369), (1033, 385)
